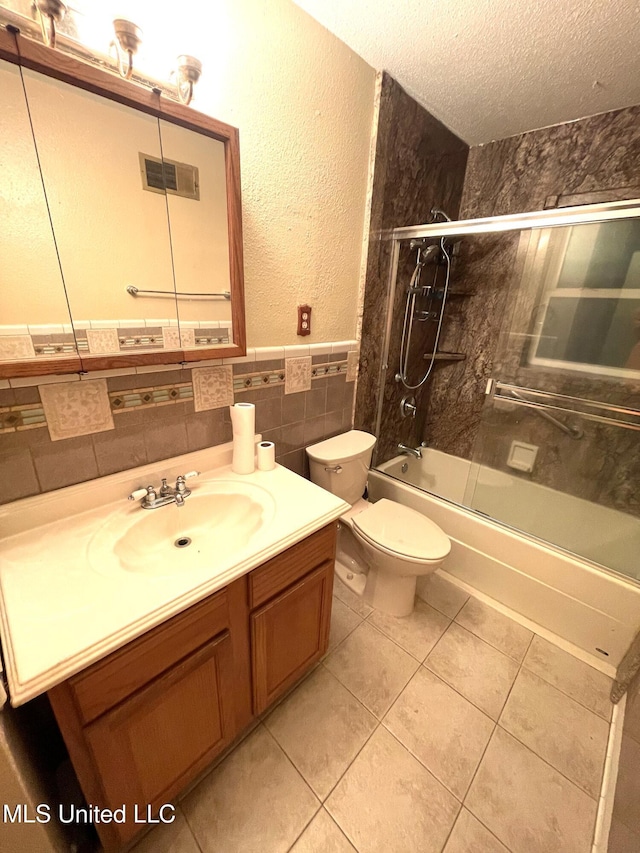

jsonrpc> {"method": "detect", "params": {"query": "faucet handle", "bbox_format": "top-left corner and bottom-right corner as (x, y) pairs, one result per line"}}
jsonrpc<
(128, 488), (148, 502)
(175, 470), (200, 493)
(129, 485), (156, 502)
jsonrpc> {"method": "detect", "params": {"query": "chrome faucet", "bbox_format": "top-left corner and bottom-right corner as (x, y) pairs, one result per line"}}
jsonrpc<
(397, 443), (422, 459)
(128, 471), (200, 509)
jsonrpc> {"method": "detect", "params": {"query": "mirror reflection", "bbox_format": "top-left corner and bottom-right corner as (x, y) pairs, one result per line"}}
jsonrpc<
(158, 118), (232, 348)
(0, 58), (78, 367)
(0, 55), (235, 370)
(21, 65), (179, 357)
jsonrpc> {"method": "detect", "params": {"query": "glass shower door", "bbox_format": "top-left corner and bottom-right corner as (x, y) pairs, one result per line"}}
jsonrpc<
(464, 219), (640, 580)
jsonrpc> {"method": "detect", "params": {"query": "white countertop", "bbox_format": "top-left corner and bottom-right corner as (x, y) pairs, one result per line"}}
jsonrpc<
(0, 440), (349, 707)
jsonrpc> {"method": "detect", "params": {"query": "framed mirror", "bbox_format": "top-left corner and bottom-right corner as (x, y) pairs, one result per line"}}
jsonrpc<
(0, 27), (245, 378)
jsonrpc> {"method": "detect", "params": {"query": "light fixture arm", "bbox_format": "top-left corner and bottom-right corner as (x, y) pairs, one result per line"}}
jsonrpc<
(175, 55), (202, 106)
(111, 19), (142, 81)
(35, 0), (67, 49)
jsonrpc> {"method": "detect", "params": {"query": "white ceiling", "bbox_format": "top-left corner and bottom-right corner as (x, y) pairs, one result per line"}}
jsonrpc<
(293, 0), (640, 145)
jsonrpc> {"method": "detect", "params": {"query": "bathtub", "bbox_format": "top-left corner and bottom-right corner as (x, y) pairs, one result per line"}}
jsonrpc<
(371, 450), (640, 668)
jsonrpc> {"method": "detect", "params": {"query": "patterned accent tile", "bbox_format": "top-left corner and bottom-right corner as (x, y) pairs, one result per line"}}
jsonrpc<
(346, 351), (359, 382)
(39, 379), (114, 441)
(86, 328), (120, 355)
(192, 366), (234, 412)
(285, 357), (312, 394)
(162, 327), (181, 349)
(181, 327), (196, 348)
(0, 335), (36, 360)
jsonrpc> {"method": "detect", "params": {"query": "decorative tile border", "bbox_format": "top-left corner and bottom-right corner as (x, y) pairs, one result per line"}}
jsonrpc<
(311, 360), (348, 379)
(110, 383), (193, 412)
(0, 403), (47, 433)
(234, 370), (285, 393)
(0, 342), (360, 437)
(0, 321), (231, 357)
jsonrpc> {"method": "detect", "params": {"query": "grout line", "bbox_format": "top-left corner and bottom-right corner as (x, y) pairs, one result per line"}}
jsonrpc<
(283, 803), (323, 853)
(176, 803), (205, 853)
(519, 652), (613, 724)
(437, 571), (616, 678)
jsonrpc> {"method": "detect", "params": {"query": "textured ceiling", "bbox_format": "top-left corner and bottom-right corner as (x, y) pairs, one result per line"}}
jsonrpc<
(293, 0), (640, 145)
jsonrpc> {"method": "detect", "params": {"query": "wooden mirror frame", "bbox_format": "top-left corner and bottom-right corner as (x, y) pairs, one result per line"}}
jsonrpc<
(0, 27), (245, 379)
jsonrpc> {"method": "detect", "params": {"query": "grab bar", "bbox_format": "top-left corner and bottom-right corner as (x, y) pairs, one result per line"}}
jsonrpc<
(493, 382), (640, 433)
(505, 388), (583, 439)
(126, 285), (231, 300)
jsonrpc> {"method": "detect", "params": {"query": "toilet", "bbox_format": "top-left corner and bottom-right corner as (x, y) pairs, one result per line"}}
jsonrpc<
(306, 430), (451, 617)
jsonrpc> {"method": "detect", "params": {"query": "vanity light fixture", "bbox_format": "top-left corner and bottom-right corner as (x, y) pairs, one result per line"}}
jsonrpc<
(175, 54), (202, 105)
(111, 18), (142, 80)
(35, 0), (67, 48)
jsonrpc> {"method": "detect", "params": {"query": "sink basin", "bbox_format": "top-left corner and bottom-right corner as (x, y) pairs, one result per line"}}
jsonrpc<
(89, 480), (276, 578)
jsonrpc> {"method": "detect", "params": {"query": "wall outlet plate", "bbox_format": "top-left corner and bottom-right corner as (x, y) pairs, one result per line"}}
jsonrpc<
(297, 304), (311, 336)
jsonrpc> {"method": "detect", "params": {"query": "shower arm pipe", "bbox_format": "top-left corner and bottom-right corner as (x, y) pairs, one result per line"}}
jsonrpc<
(387, 198), (640, 242)
(505, 388), (583, 439)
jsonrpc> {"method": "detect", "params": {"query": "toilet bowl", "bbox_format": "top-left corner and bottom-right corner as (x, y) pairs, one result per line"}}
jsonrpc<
(306, 430), (451, 617)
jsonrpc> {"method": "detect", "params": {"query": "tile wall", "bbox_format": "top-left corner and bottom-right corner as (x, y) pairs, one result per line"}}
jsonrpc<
(354, 72), (469, 463)
(0, 341), (358, 504)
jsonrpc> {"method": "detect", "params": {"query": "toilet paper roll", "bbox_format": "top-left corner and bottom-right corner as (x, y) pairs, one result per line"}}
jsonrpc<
(230, 402), (255, 434)
(257, 441), (276, 471)
(230, 402), (255, 474)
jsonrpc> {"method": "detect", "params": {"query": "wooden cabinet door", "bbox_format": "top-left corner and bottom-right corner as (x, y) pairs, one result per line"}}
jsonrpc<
(251, 560), (333, 714)
(84, 631), (235, 845)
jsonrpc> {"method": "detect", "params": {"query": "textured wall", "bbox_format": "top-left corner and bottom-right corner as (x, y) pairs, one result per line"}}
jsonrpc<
(354, 72), (468, 461)
(192, 0), (375, 347)
(1, 0), (375, 345)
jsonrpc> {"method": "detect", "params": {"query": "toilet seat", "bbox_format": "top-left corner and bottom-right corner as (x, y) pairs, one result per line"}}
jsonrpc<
(352, 498), (451, 563)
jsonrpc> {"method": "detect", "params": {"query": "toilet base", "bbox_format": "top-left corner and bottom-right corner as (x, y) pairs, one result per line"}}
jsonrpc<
(334, 558), (417, 618)
(363, 568), (417, 617)
(335, 557), (367, 597)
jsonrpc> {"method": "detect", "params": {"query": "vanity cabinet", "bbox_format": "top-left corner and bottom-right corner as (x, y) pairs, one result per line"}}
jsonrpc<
(47, 523), (336, 850)
(249, 524), (336, 713)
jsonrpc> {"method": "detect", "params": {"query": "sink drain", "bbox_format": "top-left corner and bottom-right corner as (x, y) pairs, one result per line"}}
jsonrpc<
(174, 536), (192, 549)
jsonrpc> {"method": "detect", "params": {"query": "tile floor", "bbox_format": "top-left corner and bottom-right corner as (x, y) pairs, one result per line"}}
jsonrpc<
(132, 572), (614, 853)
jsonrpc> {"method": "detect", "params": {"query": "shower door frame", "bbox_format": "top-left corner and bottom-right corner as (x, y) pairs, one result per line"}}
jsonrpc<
(374, 197), (640, 444)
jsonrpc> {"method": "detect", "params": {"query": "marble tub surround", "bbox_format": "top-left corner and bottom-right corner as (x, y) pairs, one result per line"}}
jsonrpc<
(418, 104), (640, 507)
(0, 440), (350, 706)
(0, 341), (358, 504)
(131, 573), (613, 853)
(355, 72), (469, 463)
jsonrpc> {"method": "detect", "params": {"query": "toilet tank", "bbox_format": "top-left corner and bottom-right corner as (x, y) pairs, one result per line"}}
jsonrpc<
(306, 430), (377, 505)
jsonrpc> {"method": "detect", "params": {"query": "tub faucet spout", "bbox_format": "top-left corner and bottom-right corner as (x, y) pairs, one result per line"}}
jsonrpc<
(397, 443), (422, 459)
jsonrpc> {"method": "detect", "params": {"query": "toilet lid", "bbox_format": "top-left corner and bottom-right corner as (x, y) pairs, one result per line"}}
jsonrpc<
(353, 498), (451, 561)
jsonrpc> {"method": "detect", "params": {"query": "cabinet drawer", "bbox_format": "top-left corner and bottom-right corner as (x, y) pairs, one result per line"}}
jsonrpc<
(248, 523), (336, 609)
(70, 588), (229, 725)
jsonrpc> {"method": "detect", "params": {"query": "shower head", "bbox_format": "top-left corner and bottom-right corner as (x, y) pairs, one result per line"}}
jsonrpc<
(416, 244), (440, 267)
